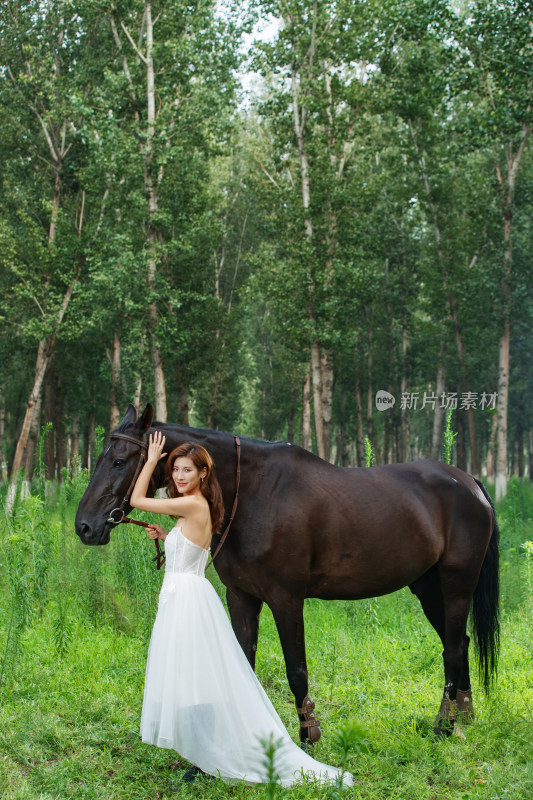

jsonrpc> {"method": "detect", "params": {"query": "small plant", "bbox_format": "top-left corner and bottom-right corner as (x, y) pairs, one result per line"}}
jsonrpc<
(364, 437), (375, 467)
(260, 733), (281, 799)
(364, 595), (380, 629)
(332, 720), (370, 797)
(52, 597), (73, 658)
(442, 408), (457, 464)
(95, 425), (106, 457)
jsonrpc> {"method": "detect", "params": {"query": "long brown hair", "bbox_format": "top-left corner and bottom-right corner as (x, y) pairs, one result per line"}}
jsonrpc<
(165, 442), (225, 534)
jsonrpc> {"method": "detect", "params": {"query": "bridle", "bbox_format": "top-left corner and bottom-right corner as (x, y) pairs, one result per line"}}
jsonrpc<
(105, 430), (241, 572)
(106, 431), (164, 568)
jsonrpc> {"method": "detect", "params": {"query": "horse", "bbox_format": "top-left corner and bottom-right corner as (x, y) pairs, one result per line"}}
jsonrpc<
(75, 403), (499, 741)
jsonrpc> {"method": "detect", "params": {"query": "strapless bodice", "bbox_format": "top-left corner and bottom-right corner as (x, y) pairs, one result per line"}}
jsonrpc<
(163, 525), (209, 577)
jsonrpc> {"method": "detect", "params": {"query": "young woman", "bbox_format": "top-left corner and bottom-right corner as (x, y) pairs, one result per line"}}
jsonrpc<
(131, 432), (352, 786)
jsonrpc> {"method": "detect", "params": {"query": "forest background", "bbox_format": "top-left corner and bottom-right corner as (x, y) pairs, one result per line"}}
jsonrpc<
(1, 0), (533, 501)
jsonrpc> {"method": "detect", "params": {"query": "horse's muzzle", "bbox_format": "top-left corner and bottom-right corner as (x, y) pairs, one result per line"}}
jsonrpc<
(76, 520), (111, 546)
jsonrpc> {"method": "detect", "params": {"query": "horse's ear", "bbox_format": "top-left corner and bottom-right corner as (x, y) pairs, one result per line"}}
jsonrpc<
(119, 403), (137, 429)
(139, 403), (154, 433)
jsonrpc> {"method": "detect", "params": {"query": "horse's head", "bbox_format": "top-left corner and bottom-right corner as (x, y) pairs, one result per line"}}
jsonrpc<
(75, 403), (155, 545)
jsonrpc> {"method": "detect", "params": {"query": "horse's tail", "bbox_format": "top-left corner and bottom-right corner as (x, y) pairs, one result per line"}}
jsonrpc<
(471, 479), (500, 693)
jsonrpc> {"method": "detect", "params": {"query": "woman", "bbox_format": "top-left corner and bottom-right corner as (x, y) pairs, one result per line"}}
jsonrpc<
(131, 431), (352, 786)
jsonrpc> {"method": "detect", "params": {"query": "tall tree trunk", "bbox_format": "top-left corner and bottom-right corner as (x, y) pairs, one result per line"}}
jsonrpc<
(486, 412), (497, 483)
(5, 43), (77, 490)
(408, 121), (480, 473)
(495, 293), (510, 499)
(400, 326), (408, 462)
(494, 127), (530, 498)
(431, 355), (447, 459)
(366, 329), (380, 464)
(354, 372), (364, 467)
(10, 339), (52, 479)
(320, 347), (334, 462)
(301, 367), (312, 451)
(517, 427), (525, 478)
(310, 340), (325, 458)
(109, 330), (121, 432)
(82, 423), (90, 470)
(133, 376), (143, 413)
(176, 362), (189, 425)
(145, 3), (167, 422)
(22, 390), (42, 481)
(54, 372), (64, 480)
(288, 9), (333, 460)
(70, 413), (80, 470)
(383, 383), (393, 465)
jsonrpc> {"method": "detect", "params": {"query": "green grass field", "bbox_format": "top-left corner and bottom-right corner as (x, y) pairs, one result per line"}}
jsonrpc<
(1, 473), (532, 800)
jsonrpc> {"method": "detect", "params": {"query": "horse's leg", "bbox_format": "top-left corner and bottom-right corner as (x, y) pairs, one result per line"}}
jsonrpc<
(268, 594), (321, 744)
(433, 565), (475, 737)
(226, 586), (263, 669)
(410, 566), (474, 733)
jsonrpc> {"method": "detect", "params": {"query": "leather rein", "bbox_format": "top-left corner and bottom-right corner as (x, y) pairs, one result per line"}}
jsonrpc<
(106, 431), (241, 572)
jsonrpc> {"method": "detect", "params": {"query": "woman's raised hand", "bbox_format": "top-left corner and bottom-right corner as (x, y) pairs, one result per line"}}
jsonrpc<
(147, 431), (167, 464)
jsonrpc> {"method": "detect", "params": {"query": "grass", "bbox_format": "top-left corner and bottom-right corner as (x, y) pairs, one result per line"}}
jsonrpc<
(1, 473), (533, 799)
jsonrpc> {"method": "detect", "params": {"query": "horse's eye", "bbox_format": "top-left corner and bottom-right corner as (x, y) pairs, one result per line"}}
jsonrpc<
(112, 459), (125, 469)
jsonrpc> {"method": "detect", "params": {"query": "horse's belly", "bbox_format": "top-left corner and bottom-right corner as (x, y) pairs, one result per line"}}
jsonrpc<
(308, 550), (439, 600)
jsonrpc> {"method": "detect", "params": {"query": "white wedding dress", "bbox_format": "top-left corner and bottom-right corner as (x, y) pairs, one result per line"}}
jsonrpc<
(140, 525), (352, 786)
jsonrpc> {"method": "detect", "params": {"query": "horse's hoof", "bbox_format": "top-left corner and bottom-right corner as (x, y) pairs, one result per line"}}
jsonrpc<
(296, 694), (322, 744)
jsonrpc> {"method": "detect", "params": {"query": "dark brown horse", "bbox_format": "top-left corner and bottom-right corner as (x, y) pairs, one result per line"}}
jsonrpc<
(75, 403), (499, 741)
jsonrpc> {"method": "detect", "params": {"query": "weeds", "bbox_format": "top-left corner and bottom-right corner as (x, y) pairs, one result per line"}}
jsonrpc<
(332, 721), (369, 797)
(442, 408), (457, 465)
(364, 437), (375, 468)
(1, 478), (533, 799)
(260, 734), (282, 798)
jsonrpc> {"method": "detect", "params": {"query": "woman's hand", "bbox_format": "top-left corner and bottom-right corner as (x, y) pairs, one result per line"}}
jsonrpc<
(146, 524), (168, 541)
(147, 431), (167, 465)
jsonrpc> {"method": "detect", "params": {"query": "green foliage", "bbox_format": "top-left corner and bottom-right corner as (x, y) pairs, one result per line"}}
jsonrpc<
(364, 438), (376, 468)
(95, 425), (106, 457)
(259, 734), (282, 798)
(442, 408), (457, 465)
(1, 484), (533, 798)
(1, 0), (533, 487)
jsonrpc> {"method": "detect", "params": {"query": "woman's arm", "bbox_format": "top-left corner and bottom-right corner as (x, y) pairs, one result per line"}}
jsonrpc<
(130, 432), (202, 517)
(130, 431), (167, 511)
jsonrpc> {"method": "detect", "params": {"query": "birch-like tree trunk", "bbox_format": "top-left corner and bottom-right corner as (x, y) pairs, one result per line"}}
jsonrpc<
(408, 121), (479, 473)
(9, 278), (76, 482)
(431, 350), (447, 460)
(494, 127), (531, 498)
(109, 331), (121, 432)
(301, 367), (312, 451)
(111, 2), (167, 422)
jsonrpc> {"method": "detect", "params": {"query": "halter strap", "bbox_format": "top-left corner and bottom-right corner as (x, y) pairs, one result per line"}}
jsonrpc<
(107, 430), (162, 565)
(110, 432), (149, 450)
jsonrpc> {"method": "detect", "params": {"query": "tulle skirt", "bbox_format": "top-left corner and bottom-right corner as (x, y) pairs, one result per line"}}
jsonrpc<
(140, 572), (352, 786)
